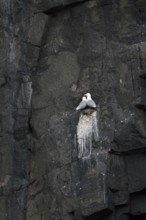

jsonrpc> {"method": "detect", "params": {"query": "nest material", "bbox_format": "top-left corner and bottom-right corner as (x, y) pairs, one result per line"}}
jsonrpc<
(82, 108), (97, 115)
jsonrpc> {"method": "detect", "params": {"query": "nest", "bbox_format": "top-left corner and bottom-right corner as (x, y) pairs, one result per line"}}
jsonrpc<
(81, 108), (97, 115)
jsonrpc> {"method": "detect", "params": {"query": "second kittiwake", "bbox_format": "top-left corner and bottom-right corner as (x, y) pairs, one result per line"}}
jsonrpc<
(85, 93), (96, 108)
(76, 96), (87, 110)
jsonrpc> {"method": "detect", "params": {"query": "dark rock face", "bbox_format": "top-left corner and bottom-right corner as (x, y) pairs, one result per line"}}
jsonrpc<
(0, 0), (146, 219)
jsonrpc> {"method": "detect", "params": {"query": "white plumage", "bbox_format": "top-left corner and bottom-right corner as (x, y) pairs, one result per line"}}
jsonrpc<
(76, 96), (87, 110)
(76, 93), (96, 110)
(85, 93), (96, 108)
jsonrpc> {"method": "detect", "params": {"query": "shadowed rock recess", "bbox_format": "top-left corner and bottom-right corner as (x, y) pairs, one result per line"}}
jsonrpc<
(0, 0), (146, 219)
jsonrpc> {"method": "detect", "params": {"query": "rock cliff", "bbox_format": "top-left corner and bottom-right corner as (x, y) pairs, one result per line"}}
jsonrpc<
(0, 0), (146, 219)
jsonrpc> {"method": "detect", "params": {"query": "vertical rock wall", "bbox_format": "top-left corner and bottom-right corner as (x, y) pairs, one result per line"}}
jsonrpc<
(0, 0), (146, 219)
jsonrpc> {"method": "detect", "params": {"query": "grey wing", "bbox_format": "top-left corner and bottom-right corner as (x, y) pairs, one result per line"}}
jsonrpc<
(76, 101), (87, 110)
(87, 99), (96, 108)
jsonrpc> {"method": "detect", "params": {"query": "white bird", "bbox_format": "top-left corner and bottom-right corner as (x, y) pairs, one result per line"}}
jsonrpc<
(85, 93), (96, 108)
(76, 96), (87, 110)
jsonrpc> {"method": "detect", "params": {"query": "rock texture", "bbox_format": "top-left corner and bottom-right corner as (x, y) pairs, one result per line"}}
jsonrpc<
(0, 0), (146, 219)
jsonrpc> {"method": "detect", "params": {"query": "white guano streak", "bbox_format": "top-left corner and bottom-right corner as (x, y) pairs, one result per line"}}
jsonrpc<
(77, 111), (99, 160)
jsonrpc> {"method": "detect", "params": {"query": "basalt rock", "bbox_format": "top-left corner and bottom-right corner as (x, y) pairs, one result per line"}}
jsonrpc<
(0, 0), (146, 220)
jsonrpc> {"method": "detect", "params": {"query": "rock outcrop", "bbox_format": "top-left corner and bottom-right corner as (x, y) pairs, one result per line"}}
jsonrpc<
(0, 0), (146, 219)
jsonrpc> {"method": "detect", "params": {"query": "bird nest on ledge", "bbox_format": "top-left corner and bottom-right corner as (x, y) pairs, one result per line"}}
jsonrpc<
(82, 107), (97, 115)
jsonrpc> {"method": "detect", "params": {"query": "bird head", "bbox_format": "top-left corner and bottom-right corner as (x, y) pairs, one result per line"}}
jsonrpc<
(82, 96), (87, 101)
(84, 93), (91, 98)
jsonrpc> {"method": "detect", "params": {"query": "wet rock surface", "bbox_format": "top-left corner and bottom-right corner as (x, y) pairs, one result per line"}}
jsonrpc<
(0, 0), (146, 219)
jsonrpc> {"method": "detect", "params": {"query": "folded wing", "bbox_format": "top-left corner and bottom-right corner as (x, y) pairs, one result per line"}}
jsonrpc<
(87, 99), (96, 108)
(76, 100), (87, 110)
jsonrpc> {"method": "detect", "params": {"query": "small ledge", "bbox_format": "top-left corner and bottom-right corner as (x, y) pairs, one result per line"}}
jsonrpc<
(109, 147), (146, 155)
(139, 73), (146, 79)
(81, 108), (97, 115)
(84, 208), (112, 220)
(43, 0), (89, 15)
(135, 103), (146, 111)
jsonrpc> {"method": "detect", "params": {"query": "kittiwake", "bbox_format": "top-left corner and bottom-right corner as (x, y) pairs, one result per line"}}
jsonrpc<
(85, 93), (96, 108)
(76, 96), (87, 110)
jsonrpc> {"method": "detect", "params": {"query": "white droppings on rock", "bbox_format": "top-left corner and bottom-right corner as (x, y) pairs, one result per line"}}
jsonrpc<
(77, 111), (99, 160)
